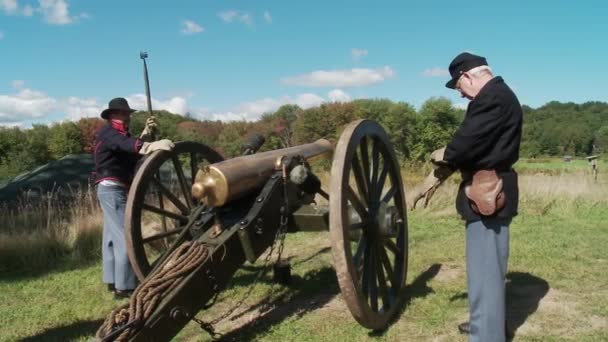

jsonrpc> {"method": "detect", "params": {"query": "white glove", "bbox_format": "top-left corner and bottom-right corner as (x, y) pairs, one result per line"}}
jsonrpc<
(139, 139), (175, 155)
(139, 116), (158, 139)
(429, 146), (453, 179)
(429, 147), (446, 163)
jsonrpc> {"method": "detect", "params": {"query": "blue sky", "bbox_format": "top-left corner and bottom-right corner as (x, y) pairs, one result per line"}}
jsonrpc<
(1, 0), (607, 127)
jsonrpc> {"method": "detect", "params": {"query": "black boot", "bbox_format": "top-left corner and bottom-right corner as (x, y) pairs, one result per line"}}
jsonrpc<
(458, 321), (513, 339)
(458, 322), (470, 334)
(114, 289), (134, 299)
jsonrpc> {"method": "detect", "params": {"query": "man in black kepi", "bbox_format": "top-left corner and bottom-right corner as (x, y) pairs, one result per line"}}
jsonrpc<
(434, 52), (522, 341)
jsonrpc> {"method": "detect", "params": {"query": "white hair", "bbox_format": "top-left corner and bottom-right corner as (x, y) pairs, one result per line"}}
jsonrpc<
(468, 65), (493, 78)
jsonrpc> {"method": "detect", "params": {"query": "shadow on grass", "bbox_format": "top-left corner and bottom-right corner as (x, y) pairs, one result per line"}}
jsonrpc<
(505, 272), (550, 336)
(218, 263), (442, 341)
(369, 263), (442, 337)
(227, 246), (332, 288)
(0, 255), (100, 283)
(19, 319), (104, 342)
(448, 271), (550, 340)
(217, 266), (339, 341)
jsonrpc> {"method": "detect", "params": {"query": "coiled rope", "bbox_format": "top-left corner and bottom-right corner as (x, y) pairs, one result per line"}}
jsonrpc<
(96, 241), (209, 341)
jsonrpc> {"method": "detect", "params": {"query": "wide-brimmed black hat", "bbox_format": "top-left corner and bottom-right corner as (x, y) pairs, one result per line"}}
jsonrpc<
(445, 52), (488, 89)
(100, 97), (137, 119)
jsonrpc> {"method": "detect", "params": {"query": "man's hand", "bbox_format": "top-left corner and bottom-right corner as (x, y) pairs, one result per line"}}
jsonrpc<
(430, 147), (454, 180)
(139, 139), (175, 155)
(430, 147), (446, 164)
(139, 116), (158, 140)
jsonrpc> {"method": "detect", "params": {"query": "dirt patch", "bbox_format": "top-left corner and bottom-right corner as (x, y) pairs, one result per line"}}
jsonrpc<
(514, 288), (608, 337)
(434, 263), (464, 283)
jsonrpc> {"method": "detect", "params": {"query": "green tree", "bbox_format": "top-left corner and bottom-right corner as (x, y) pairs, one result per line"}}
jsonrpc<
(348, 98), (428, 159)
(48, 122), (84, 159)
(410, 97), (460, 160)
(216, 121), (251, 158)
(594, 125), (608, 155)
(293, 103), (357, 144)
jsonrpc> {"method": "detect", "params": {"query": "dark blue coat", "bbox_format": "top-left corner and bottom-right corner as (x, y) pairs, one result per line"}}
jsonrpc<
(93, 123), (143, 185)
(444, 76), (523, 221)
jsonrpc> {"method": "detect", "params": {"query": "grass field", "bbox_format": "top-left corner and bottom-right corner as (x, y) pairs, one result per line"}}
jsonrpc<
(1, 160), (607, 341)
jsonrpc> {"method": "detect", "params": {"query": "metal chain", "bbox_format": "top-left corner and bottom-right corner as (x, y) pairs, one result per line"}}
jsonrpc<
(195, 167), (291, 340)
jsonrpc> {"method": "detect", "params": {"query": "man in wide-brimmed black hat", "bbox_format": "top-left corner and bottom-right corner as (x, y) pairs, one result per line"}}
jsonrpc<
(433, 53), (522, 341)
(94, 97), (174, 298)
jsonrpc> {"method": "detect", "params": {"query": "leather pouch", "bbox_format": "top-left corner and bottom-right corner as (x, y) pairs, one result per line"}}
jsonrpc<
(464, 170), (506, 216)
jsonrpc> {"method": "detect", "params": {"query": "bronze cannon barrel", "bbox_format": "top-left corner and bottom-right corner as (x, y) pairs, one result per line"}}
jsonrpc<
(191, 139), (333, 207)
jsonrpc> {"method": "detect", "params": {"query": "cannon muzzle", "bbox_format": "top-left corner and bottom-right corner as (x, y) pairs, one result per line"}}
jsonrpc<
(192, 139), (332, 206)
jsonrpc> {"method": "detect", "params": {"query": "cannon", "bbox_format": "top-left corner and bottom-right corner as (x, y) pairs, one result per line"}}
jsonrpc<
(97, 119), (409, 341)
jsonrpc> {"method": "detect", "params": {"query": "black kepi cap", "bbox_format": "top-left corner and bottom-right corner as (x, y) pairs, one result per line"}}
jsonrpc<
(100, 97), (137, 119)
(445, 52), (488, 89)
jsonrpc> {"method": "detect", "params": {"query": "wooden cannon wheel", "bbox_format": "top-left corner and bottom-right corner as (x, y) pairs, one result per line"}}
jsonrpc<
(125, 141), (224, 281)
(329, 119), (409, 330)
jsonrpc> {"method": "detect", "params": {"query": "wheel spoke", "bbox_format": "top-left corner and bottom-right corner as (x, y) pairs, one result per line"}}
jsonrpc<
(150, 177), (189, 214)
(370, 139), (380, 201)
(143, 203), (189, 222)
(376, 244), (392, 310)
(347, 185), (368, 221)
(190, 152), (199, 184)
(142, 227), (185, 244)
(153, 172), (169, 247)
(375, 157), (390, 203)
(381, 184), (397, 204)
(361, 239), (371, 296)
(384, 238), (401, 256)
(350, 222), (364, 230)
(351, 153), (369, 207)
(359, 136), (371, 187)
(172, 155), (194, 209)
(378, 245), (396, 288)
(367, 244), (379, 312)
(353, 234), (367, 273)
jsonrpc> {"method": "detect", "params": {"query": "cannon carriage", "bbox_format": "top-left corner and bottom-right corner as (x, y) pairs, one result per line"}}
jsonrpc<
(98, 119), (410, 341)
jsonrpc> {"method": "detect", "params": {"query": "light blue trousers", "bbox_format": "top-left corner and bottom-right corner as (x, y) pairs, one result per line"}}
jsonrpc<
(466, 218), (510, 342)
(97, 184), (137, 291)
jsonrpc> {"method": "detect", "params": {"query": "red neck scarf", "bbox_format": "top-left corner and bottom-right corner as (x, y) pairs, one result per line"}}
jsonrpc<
(110, 119), (129, 135)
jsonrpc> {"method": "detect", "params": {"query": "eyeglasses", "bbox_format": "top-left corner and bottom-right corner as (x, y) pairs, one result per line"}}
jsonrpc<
(454, 72), (466, 90)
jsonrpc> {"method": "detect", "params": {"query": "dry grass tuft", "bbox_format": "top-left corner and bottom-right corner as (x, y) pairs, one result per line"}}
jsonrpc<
(0, 188), (102, 274)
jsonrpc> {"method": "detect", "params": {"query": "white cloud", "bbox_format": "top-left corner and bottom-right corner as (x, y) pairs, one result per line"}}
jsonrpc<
(218, 10), (253, 26)
(22, 4), (33, 16)
(0, 85), (196, 125)
(282, 66), (395, 88)
(295, 93), (326, 109)
(422, 67), (449, 77)
(0, 0), (18, 13)
(62, 95), (191, 121)
(126, 94), (189, 115)
(12, 80), (24, 89)
(181, 19), (204, 34)
(195, 92), (350, 122)
(0, 31), (4, 39)
(39, 0), (72, 25)
(351, 48), (368, 62)
(328, 89), (351, 102)
(0, 88), (57, 123)
(263, 10), (272, 23)
(1, 0), (53, 18)
(62, 96), (101, 120)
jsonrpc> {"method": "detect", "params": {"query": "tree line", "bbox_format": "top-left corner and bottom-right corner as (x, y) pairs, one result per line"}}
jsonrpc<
(1, 98), (607, 182)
